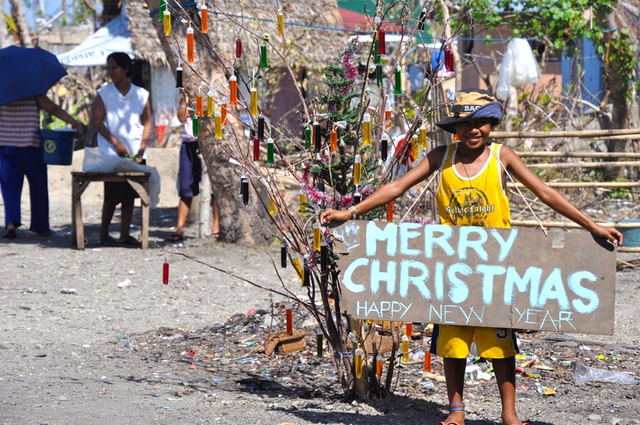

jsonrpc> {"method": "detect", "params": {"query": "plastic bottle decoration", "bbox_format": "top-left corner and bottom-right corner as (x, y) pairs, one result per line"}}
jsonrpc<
(353, 154), (362, 186)
(195, 93), (203, 116)
(378, 26), (386, 55)
(418, 7), (428, 31)
(320, 241), (328, 275)
(423, 350), (432, 372)
(158, 0), (166, 21)
(402, 334), (409, 363)
(444, 42), (454, 72)
(257, 116), (266, 141)
(362, 113), (371, 146)
(186, 26), (194, 62)
(411, 134), (419, 160)
(313, 222), (321, 251)
(241, 175), (249, 206)
(277, 10), (284, 37)
(269, 197), (277, 215)
(330, 126), (338, 152)
(299, 186), (307, 215)
(419, 125), (427, 148)
(229, 74), (238, 105)
(385, 101), (392, 129)
(207, 89), (214, 116)
(313, 120), (322, 153)
(292, 257), (303, 280)
(200, 3), (208, 33)
(163, 8), (171, 36)
(163, 251), (169, 285)
(375, 63), (383, 87)
(304, 125), (312, 150)
(381, 132), (389, 161)
(220, 96), (229, 125)
(316, 329), (323, 357)
(266, 137), (274, 165)
(260, 34), (269, 69)
(374, 39), (381, 64)
(355, 346), (364, 378)
(353, 190), (361, 205)
(253, 135), (260, 161)
(386, 200), (394, 222)
(214, 111), (222, 139)
(406, 322), (413, 338)
(376, 354), (383, 378)
(394, 65), (402, 95)
(175, 64), (183, 89)
(236, 36), (242, 59)
(285, 303), (293, 335)
(281, 242), (287, 268)
(250, 86), (258, 116)
(302, 254), (310, 287)
(192, 115), (200, 137)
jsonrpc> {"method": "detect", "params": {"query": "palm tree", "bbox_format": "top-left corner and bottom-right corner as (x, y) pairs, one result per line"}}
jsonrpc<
(8, 0), (31, 47)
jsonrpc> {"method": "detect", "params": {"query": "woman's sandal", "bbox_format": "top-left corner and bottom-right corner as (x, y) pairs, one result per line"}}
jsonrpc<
(100, 236), (119, 247)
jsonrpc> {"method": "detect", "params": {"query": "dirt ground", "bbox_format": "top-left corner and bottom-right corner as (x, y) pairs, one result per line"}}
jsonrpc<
(1, 153), (639, 425)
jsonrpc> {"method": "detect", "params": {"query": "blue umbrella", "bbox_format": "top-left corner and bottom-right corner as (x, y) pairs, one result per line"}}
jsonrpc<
(0, 45), (67, 106)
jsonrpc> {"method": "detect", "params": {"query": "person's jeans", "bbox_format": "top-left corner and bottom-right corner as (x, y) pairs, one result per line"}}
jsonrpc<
(0, 146), (49, 233)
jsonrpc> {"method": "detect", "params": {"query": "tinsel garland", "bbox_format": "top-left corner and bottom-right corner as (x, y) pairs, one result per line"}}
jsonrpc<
(299, 166), (374, 210)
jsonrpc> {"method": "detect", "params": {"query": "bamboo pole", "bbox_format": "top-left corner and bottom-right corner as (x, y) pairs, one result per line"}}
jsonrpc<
(492, 129), (640, 139)
(512, 221), (640, 228)
(508, 182), (640, 188)
(517, 152), (640, 158)
(524, 161), (640, 169)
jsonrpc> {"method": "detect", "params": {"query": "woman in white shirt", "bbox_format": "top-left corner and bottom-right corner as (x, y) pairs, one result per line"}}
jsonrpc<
(93, 52), (151, 247)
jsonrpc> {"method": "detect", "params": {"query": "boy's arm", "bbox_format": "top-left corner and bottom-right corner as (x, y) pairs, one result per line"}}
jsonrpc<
(320, 145), (446, 224)
(500, 145), (623, 246)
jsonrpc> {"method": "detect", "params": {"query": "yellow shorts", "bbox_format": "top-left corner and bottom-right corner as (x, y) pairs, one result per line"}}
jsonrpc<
(429, 324), (519, 359)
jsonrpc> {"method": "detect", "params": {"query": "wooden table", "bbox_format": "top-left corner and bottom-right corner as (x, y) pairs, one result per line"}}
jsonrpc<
(71, 171), (151, 249)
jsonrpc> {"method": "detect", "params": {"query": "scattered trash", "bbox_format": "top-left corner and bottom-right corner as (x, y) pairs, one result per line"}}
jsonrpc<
(60, 288), (76, 294)
(535, 382), (556, 396)
(117, 279), (131, 289)
(572, 361), (637, 384)
(189, 362), (197, 370)
(159, 406), (175, 411)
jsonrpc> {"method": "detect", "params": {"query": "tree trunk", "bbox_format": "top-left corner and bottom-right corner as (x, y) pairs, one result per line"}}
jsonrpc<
(8, 0), (32, 47)
(0, 0), (7, 48)
(146, 1), (276, 244)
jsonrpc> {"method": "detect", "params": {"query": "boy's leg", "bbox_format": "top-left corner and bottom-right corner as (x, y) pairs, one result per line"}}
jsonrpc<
(175, 197), (192, 238)
(493, 356), (524, 425)
(211, 195), (219, 237)
(443, 357), (466, 424)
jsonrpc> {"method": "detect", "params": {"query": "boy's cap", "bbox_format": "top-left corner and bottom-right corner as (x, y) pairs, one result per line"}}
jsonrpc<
(436, 88), (504, 134)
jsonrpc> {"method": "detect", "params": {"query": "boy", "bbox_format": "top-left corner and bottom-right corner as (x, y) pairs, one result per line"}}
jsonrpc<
(320, 88), (622, 425)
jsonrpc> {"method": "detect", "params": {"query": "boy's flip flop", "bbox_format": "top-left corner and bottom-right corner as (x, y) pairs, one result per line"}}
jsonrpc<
(119, 236), (141, 247)
(166, 233), (184, 242)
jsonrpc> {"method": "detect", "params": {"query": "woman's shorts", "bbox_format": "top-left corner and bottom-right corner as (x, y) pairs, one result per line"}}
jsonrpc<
(429, 324), (519, 359)
(177, 141), (202, 198)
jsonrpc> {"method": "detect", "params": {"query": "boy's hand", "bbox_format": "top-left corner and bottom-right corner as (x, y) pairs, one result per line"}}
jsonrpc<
(593, 225), (624, 246)
(320, 209), (351, 225)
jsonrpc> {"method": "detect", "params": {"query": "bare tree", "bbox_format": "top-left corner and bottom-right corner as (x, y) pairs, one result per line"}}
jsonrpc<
(8, 0), (31, 47)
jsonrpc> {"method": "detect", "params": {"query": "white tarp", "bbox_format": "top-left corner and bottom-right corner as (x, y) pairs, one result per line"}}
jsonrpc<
(57, 8), (133, 67)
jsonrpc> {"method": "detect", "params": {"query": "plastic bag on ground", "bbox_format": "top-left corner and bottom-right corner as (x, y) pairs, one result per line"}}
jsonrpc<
(572, 361), (637, 384)
(82, 147), (161, 208)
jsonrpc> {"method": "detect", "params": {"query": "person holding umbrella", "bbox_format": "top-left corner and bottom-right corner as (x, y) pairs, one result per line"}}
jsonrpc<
(0, 46), (83, 239)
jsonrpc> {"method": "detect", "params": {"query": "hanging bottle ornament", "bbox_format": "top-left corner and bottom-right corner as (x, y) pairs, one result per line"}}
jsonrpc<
(299, 185), (307, 215)
(186, 26), (194, 62)
(200, 3), (208, 33)
(313, 120), (322, 153)
(304, 124), (312, 150)
(378, 26), (386, 55)
(158, 0), (166, 21)
(385, 100), (392, 129)
(376, 63), (383, 87)
(162, 251), (169, 285)
(269, 197), (277, 215)
(313, 222), (321, 251)
(444, 42), (454, 72)
(375, 354), (383, 378)
(374, 39), (381, 64)
(418, 7), (428, 31)
(281, 241), (287, 268)
(192, 115), (200, 137)
(381, 132), (389, 161)
(260, 34), (270, 70)
(250, 86), (258, 116)
(411, 134), (418, 160)
(394, 65), (402, 95)
(195, 93), (203, 116)
(163, 8), (171, 36)
(277, 10), (285, 37)
(292, 257), (303, 280)
(362, 113), (371, 146)
(353, 154), (362, 187)
(302, 254), (310, 287)
(285, 303), (293, 335)
(253, 135), (260, 161)
(406, 322), (413, 338)
(236, 36), (242, 59)
(220, 96), (229, 125)
(329, 126), (338, 152)
(207, 89), (214, 116)
(266, 137), (274, 165)
(320, 241), (328, 275)
(257, 115), (266, 141)
(419, 125), (427, 148)
(354, 346), (364, 378)
(316, 329), (324, 358)
(401, 334), (409, 363)
(241, 175), (249, 206)
(387, 200), (394, 222)
(229, 74), (238, 105)
(353, 190), (361, 205)
(175, 64), (183, 89)
(214, 111), (222, 139)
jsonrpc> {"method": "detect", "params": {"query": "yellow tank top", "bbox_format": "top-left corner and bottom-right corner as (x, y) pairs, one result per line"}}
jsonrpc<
(436, 143), (510, 228)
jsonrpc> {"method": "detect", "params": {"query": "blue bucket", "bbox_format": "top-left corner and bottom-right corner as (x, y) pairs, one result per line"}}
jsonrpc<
(615, 219), (640, 247)
(39, 129), (76, 165)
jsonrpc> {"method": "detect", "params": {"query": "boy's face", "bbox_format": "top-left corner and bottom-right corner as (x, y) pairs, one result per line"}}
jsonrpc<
(454, 118), (493, 150)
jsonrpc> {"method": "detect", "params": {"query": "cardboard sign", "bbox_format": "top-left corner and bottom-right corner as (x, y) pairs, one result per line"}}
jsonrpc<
(331, 221), (617, 335)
